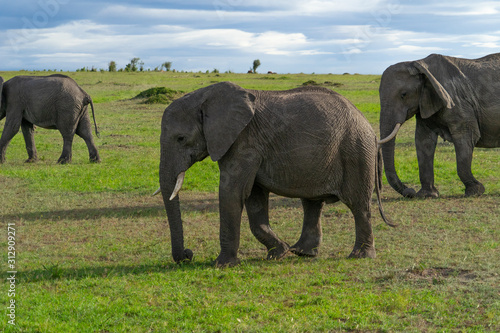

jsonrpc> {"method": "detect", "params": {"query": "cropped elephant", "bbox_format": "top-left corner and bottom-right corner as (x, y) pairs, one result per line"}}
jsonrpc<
(157, 81), (393, 267)
(0, 74), (100, 164)
(379, 53), (500, 198)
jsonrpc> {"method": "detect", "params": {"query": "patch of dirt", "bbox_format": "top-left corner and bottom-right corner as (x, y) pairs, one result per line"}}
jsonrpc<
(405, 267), (477, 282)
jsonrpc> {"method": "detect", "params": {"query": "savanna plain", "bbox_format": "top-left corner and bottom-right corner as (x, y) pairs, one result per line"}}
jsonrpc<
(0, 71), (498, 332)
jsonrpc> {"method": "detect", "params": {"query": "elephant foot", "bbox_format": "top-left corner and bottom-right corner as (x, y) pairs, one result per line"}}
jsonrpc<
(25, 157), (38, 163)
(465, 182), (485, 197)
(89, 155), (101, 163)
(173, 248), (194, 264)
(416, 187), (439, 198)
(402, 187), (417, 198)
(266, 242), (290, 260)
(57, 157), (71, 164)
(215, 254), (241, 267)
(290, 242), (319, 257)
(348, 244), (376, 259)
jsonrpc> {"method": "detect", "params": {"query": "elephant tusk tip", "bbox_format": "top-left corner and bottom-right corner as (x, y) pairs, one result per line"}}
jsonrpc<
(152, 187), (161, 196)
(169, 171), (186, 201)
(378, 123), (402, 145)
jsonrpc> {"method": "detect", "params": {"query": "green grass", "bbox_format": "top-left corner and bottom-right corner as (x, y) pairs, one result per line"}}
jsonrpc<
(0, 71), (499, 332)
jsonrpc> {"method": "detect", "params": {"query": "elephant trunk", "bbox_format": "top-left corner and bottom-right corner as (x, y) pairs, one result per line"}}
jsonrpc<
(380, 121), (417, 198)
(159, 149), (193, 263)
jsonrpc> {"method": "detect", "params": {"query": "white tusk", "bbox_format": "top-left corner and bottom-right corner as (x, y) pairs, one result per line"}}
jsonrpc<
(169, 171), (185, 201)
(378, 123), (401, 144)
(152, 187), (161, 196)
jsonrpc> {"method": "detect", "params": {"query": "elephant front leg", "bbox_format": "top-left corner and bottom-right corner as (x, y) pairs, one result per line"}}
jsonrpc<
(245, 184), (290, 260)
(57, 134), (74, 164)
(415, 118), (439, 198)
(216, 189), (244, 267)
(216, 151), (261, 267)
(453, 136), (484, 197)
(291, 199), (324, 257)
(21, 119), (38, 163)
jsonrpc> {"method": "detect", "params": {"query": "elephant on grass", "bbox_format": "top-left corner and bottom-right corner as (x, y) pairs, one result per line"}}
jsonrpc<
(0, 74), (100, 164)
(156, 82), (394, 267)
(379, 53), (500, 198)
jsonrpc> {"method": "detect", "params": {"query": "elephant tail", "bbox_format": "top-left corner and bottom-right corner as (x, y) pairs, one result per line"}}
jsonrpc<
(86, 95), (100, 138)
(375, 146), (397, 227)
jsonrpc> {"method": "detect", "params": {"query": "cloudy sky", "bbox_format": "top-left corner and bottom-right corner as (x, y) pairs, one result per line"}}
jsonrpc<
(1, 0), (500, 74)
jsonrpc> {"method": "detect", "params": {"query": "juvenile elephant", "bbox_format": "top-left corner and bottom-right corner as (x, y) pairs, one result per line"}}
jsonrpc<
(157, 82), (393, 267)
(379, 53), (500, 198)
(0, 74), (100, 164)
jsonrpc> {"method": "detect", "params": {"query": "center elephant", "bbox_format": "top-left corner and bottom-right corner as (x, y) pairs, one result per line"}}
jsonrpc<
(158, 82), (393, 267)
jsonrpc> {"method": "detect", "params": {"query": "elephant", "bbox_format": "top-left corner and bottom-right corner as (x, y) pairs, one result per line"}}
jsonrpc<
(379, 53), (500, 198)
(157, 81), (394, 267)
(0, 74), (100, 164)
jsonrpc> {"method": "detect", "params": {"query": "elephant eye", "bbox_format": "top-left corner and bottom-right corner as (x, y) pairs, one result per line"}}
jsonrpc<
(177, 136), (186, 143)
(401, 92), (407, 99)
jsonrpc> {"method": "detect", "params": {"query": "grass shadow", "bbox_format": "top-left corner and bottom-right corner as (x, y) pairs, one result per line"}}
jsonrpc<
(19, 260), (217, 283)
(380, 192), (500, 203)
(0, 193), (305, 222)
(0, 205), (167, 222)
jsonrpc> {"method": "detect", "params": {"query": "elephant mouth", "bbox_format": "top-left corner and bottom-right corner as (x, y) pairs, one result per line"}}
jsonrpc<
(152, 171), (186, 199)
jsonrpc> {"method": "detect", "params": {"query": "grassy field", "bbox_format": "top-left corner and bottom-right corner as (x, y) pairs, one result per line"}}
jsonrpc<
(0, 71), (499, 332)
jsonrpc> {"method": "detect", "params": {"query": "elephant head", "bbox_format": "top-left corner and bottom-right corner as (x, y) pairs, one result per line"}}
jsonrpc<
(378, 54), (455, 197)
(159, 82), (255, 263)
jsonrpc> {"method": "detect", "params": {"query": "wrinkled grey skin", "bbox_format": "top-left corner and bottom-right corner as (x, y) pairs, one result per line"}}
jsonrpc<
(0, 74), (100, 164)
(160, 81), (390, 267)
(379, 53), (500, 198)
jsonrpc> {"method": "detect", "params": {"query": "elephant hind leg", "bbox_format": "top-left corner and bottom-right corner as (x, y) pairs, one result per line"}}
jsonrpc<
(290, 198), (325, 257)
(76, 112), (100, 163)
(0, 114), (23, 163)
(245, 184), (290, 260)
(347, 202), (375, 259)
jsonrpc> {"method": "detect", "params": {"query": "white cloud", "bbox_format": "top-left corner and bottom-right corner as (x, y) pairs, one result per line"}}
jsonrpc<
(2, 19), (330, 71)
(2, 1), (500, 73)
(434, 4), (500, 16)
(390, 45), (446, 54)
(403, 1), (500, 16)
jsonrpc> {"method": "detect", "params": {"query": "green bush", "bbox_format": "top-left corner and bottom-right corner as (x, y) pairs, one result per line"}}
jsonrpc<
(135, 87), (184, 104)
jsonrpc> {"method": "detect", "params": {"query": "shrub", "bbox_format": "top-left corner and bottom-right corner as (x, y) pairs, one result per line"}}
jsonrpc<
(134, 87), (184, 104)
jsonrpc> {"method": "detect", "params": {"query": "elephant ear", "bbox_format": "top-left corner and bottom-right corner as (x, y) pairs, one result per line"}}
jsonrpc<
(202, 82), (256, 161)
(413, 59), (455, 119)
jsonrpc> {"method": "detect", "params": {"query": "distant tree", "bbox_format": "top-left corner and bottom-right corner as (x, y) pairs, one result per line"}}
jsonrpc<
(162, 61), (172, 71)
(252, 59), (261, 73)
(125, 57), (143, 72)
(108, 61), (117, 72)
